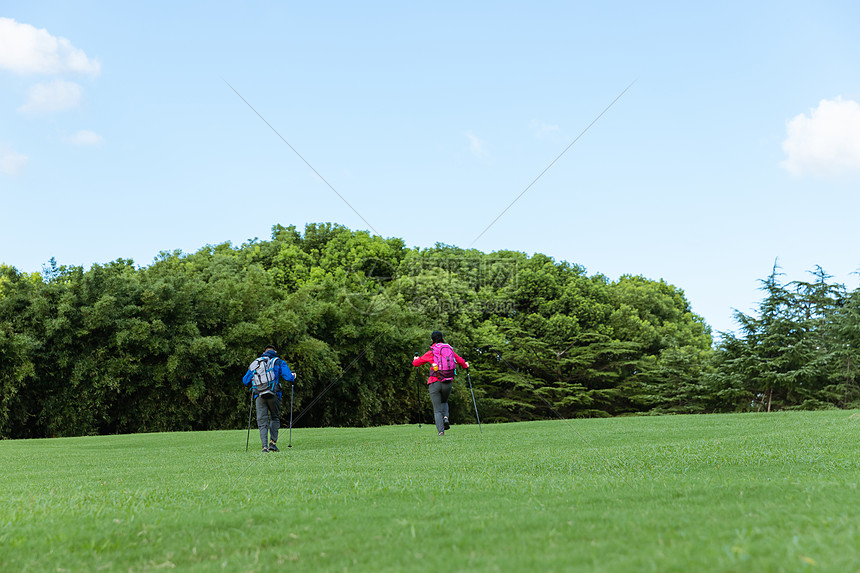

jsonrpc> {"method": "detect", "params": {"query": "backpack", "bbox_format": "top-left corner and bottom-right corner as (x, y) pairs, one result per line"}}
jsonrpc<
(431, 343), (457, 382)
(249, 356), (279, 398)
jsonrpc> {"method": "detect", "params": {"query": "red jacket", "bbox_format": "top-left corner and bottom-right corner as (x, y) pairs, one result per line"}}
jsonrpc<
(412, 343), (469, 384)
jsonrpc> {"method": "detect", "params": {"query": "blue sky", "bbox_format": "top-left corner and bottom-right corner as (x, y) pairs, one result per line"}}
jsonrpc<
(2, 1), (860, 335)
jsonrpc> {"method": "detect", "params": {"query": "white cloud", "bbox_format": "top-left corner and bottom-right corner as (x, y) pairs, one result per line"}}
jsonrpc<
(0, 17), (100, 76)
(0, 144), (28, 175)
(781, 97), (860, 176)
(18, 79), (83, 114)
(465, 130), (488, 157)
(65, 130), (103, 145)
(530, 120), (562, 140)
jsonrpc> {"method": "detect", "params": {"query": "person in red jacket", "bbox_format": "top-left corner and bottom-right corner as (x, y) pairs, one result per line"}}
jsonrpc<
(412, 331), (469, 435)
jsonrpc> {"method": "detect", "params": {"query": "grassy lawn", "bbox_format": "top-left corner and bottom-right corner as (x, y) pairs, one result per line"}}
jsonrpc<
(1, 410), (858, 572)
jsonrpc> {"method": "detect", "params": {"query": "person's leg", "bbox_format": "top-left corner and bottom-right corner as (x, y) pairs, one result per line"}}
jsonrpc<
(267, 395), (281, 444)
(439, 381), (452, 427)
(256, 396), (270, 448)
(428, 382), (445, 434)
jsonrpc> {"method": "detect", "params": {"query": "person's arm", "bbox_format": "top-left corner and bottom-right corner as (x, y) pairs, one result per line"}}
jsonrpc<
(242, 369), (254, 387)
(412, 350), (433, 367)
(279, 360), (296, 382)
(453, 352), (469, 369)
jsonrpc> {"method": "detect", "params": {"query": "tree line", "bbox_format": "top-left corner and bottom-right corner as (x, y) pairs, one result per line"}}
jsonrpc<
(1, 223), (857, 439)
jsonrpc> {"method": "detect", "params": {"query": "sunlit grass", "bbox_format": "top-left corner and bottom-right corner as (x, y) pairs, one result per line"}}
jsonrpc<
(2, 411), (858, 571)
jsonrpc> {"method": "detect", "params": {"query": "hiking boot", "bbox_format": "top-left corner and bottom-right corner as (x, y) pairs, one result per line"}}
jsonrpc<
(443, 417), (450, 430)
(269, 441), (280, 452)
(262, 446), (269, 453)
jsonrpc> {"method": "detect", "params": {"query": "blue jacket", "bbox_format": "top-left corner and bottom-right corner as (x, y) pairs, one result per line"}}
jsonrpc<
(243, 350), (296, 399)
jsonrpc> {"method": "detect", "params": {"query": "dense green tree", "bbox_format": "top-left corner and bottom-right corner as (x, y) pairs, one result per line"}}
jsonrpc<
(707, 265), (849, 412)
(0, 222), (732, 439)
(608, 275), (713, 413)
(810, 277), (860, 408)
(0, 266), (38, 437)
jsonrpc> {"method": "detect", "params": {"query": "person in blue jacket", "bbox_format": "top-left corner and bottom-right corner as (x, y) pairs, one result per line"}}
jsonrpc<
(243, 345), (296, 452)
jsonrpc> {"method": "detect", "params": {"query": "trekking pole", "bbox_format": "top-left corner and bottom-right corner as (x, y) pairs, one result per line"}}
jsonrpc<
(466, 370), (482, 433)
(414, 353), (422, 428)
(245, 392), (254, 452)
(288, 384), (294, 448)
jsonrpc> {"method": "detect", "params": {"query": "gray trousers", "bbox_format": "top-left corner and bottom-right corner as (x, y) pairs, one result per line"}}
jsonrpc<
(256, 395), (281, 447)
(428, 381), (452, 433)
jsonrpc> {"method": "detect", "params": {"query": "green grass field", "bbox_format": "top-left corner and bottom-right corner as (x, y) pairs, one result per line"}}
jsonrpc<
(2, 411), (858, 572)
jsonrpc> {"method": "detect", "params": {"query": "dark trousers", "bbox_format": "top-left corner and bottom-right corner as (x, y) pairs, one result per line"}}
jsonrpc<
(256, 395), (281, 447)
(428, 381), (452, 433)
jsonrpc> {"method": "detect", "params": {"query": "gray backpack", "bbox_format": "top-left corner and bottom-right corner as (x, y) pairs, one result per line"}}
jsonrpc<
(249, 356), (279, 397)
